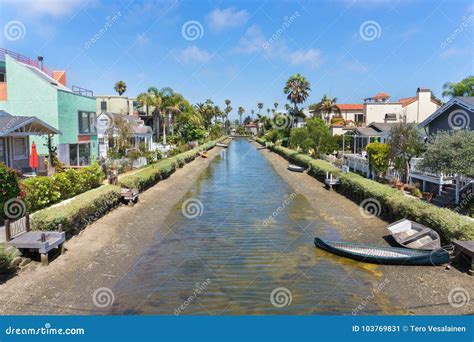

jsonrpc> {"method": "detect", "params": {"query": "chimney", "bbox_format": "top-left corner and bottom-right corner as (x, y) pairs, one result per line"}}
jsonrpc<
(37, 56), (43, 71)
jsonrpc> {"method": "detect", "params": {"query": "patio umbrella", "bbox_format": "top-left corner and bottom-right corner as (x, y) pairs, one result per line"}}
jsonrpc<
(29, 142), (39, 171)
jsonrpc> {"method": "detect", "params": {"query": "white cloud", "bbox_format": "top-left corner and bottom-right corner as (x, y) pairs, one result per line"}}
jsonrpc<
(2, 0), (95, 18)
(439, 47), (469, 59)
(233, 25), (323, 68)
(232, 25), (266, 54)
(289, 49), (322, 68)
(176, 46), (212, 64)
(207, 7), (249, 30)
(343, 60), (368, 73)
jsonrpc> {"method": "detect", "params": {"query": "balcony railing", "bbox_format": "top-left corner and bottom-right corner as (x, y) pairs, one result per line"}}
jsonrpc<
(0, 48), (54, 78)
(72, 85), (94, 97)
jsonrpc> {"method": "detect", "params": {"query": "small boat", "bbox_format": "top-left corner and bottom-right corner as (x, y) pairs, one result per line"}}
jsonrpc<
(201, 152), (208, 158)
(288, 164), (305, 173)
(216, 143), (228, 148)
(314, 237), (449, 266)
(257, 146), (266, 150)
(387, 219), (441, 250)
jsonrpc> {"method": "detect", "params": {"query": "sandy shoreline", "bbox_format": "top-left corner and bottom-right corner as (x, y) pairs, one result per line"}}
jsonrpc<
(0, 143), (227, 315)
(0, 138), (472, 315)
(254, 142), (473, 315)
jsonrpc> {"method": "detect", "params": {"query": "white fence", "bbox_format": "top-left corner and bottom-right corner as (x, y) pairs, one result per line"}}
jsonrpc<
(343, 154), (370, 177)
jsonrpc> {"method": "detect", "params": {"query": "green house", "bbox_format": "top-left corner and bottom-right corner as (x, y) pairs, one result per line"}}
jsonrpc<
(0, 51), (97, 166)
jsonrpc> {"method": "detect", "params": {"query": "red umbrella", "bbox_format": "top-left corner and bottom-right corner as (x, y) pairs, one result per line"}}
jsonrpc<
(29, 142), (39, 169)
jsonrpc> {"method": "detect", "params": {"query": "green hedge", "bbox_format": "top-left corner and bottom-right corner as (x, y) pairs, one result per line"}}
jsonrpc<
(31, 185), (122, 234)
(22, 163), (104, 212)
(119, 137), (226, 190)
(264, 142), (474, 241)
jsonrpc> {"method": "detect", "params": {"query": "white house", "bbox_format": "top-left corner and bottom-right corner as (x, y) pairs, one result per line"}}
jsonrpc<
(97, 112), (153, 159)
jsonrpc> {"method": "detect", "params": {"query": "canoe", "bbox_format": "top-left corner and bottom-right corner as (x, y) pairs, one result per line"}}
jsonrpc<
(314, 237), (449, 266)
(288, 164), (305, 173)
(387, 219), (441, 250)
(201, 152), (208, 158)
(257, 146), (266, 150)
(216, 143), (228, 148)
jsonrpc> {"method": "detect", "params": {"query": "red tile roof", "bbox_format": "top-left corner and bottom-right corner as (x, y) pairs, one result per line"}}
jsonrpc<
(372, 92), (390, 99)
(399, 96), (417, 107)
(337, 104), (363, 111)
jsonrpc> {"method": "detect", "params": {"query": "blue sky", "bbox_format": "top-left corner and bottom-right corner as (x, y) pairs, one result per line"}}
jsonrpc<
(1, 0), (473, 120)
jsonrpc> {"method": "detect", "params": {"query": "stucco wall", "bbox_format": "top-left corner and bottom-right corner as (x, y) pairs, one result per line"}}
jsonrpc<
(96, 96), (133, 115)
(0, 55), (58, 155)
(364, 103), (402, 123)
(58, 90), (98, 160)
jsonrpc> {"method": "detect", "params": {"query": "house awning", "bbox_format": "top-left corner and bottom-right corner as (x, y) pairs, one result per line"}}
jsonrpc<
(0, 110), (61, 137)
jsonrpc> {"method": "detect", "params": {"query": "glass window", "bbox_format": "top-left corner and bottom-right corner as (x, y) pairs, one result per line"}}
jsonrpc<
(69, 143), (91, 166)
(78, 111), (96, 134)
(100, 100), (107, 112)
(79, 143), (91, 166)
(13, 138), (26, 159)
(69, 144), (78, 166)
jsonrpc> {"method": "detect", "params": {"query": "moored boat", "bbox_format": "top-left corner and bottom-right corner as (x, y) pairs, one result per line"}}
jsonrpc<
(201, 152), (208, 158)
(387, 219), (441, 250)
(314, 237), (449, 265)
(256, 146), (266, 150)
(216, 143), (228, 148)
(288, 164), (305, 172)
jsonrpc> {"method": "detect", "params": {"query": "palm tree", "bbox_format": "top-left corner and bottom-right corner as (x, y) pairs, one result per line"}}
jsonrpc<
(274, 102), (279, 111)
(257, 102), (263, 114)
(224, 99), (232, 134)
(309, 95), (341, 124)
(137, 89), (160, 141)
(114, 81), (127, 96)
(238, 106), (245, 125)
(266, 108), (271, 115)
(160, 88), (183, 144)
(283, 73), (311, 127)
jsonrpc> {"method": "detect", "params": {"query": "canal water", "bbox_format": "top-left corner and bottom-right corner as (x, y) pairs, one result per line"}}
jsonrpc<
(110, 138), (399, 315)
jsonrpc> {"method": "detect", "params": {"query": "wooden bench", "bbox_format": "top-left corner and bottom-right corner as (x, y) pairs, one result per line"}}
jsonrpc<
(452, 240), (474, 276)
(4, 214), (66, 266)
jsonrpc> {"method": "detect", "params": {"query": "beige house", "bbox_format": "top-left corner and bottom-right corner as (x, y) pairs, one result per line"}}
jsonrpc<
(363, 89), (440, 124)
(96, 95), (138, 116)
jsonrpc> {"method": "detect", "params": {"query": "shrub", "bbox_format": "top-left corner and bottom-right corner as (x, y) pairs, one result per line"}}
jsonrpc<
(0, 163), (20, 221)
(31, 185), (121, 234)
(265, 143), (474, 241)
(21, 163), (105, 213)
(0, 247), (12, 274)
(119, 137), (225, 190)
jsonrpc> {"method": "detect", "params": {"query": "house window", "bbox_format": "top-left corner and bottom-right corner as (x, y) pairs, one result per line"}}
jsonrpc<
(69, 143), (91, 166)
(13, 138), (27, 160)
(0, 138), (5, 164)
(78, 111), (96, 134)
(100, 100), (107, 112)
(355, 114), (364, 123)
